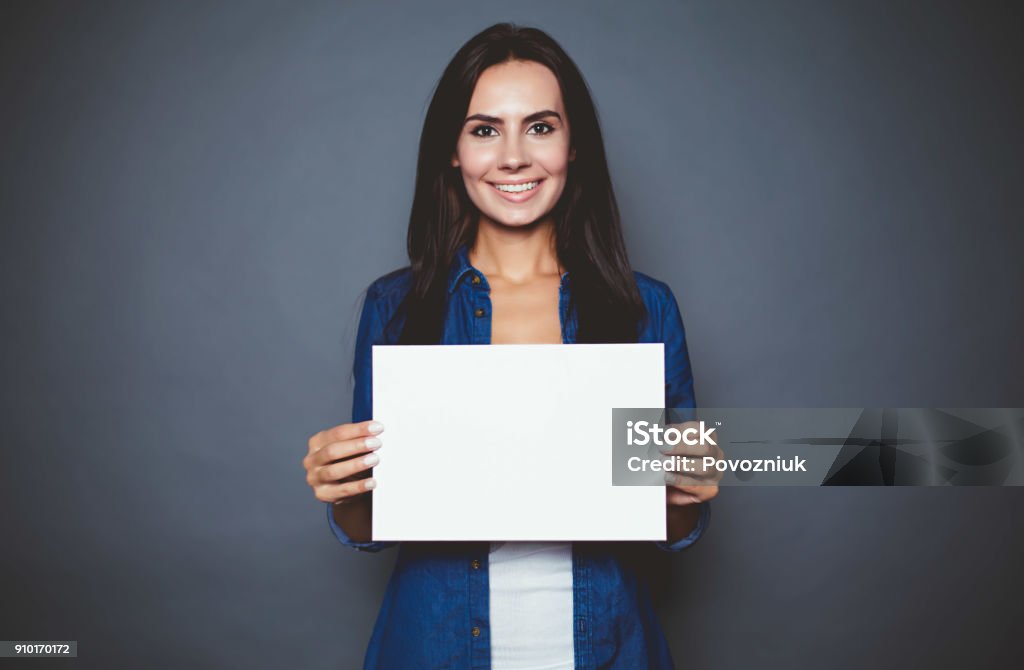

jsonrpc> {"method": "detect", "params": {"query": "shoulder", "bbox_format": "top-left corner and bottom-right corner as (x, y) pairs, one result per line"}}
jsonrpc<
(632, 270), (688, 341)
(359, 267), (412, 343)
(367, 267), (413, 300)
(632, 270), (677, 311)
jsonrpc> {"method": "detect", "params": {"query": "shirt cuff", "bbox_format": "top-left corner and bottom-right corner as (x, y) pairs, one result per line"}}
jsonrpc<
(325, 502), (397, 553)
(655, 500), (711, 552)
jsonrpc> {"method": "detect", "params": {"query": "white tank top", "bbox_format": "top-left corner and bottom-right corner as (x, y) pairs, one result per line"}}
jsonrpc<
(488, 541), (575, 669)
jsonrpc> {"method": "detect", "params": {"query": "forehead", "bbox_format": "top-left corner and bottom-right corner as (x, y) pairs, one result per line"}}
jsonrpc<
(467, 60), (565, 115)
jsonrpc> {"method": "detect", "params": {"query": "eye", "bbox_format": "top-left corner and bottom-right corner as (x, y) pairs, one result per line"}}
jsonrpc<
(470, 125), (498, 138)
(528, 122), (554, 135)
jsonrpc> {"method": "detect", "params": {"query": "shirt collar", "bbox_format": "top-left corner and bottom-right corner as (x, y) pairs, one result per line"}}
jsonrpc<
(446, 244), (476, 294)
(446, 243), (572, 294)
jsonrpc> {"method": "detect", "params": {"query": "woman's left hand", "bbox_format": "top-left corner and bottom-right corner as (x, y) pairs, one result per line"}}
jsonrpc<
(659, 420), (724, 506)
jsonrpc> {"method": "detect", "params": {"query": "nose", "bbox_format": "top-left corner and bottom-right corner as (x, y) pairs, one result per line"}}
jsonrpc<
(498, 133), (530, 171)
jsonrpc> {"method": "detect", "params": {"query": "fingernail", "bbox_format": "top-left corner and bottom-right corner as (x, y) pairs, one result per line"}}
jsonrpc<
(363, 453), (379, 467)
(664, 473), (681, 486)
(365, 437), (382, 450)
(686, 495), (702, 504)
(364, 478), (377, 490)
(368, 422), (384, 434)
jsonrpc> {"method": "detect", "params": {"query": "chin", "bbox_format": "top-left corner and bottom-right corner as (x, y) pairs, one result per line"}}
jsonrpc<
(490, 213), (546, 228)
(479, 201), (558, 228)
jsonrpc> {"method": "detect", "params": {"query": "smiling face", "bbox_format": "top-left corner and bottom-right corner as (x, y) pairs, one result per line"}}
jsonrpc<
(452, 59), (575, 229)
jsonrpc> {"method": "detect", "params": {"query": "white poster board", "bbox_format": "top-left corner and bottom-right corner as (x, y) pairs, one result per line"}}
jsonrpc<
(371, 343), (667, 542)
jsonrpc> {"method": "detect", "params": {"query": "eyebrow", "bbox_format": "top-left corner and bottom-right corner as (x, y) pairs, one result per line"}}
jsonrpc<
(463, 109), (563, 126)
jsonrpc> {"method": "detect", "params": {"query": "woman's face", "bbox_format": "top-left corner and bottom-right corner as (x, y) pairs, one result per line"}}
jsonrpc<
(452, 60), (575, 228)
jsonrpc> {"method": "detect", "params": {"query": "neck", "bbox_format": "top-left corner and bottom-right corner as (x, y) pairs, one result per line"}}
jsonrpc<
(469, 216), (562, 284)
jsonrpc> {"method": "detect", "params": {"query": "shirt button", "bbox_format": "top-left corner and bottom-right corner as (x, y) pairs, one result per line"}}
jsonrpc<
(471, 274), (481, 285)
(471, 626), (481, 637)
(471, 559), (481, 570)
(474, 308), (485, 318)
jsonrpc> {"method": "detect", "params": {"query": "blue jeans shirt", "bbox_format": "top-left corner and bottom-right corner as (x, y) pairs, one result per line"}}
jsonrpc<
(327, 245), (710, 669)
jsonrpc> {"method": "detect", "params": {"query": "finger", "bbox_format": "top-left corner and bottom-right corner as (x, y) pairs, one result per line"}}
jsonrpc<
(659, 422), (722, 457)
(315, 452), (380, 485)
(307, 420), (384, 454)
(314, 477), (377, 504)
(663, 472), (713, 488)
(673, 483), (719, 502)
(661, 456), (721, 482)
(659, 448), (727, 483)
(658, 443), (718, 459)
(302, 436), (378, 475)
(309, 435), (383, 468)
(667, 489), (702, 506)
(695, 446), (727, 484)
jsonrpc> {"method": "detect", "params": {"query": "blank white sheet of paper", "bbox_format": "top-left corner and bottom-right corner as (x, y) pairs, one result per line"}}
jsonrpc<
(371, 343), (666, 542)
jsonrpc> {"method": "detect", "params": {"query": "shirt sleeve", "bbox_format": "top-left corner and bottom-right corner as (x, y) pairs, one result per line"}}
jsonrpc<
(660, 282), (696, 414)
(652, 281), (711, 552)
(324, 283), (397, 553)
(655, 502), (711, 552)
(351, 284), (381, 425)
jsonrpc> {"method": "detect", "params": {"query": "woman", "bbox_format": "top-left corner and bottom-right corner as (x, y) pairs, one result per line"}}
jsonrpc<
(303, 23), (719, 669)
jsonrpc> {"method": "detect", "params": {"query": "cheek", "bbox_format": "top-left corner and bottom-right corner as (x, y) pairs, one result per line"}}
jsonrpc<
(455, 144), (496, 181)
(536, 144), (572, 177)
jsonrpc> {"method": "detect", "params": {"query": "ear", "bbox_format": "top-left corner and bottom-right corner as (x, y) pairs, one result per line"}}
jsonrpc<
(451, 154), (460, 168)
(569, 147), (576, 162)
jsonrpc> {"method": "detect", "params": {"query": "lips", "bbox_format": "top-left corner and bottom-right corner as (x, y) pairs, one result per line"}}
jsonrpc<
(488, 179), (544, 203)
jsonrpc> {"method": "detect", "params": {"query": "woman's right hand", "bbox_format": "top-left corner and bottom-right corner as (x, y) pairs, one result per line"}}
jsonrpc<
(303, 420), (384, 505)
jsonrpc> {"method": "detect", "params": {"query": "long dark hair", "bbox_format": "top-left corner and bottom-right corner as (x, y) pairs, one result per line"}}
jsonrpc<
(395, 22), (646, 344)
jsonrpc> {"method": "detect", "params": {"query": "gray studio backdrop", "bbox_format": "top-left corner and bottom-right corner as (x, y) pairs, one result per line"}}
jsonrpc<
(2, 0), (1022, 668)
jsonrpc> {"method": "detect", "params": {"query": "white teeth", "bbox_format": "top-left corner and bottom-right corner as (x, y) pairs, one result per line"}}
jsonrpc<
(493, 181), (539, 193)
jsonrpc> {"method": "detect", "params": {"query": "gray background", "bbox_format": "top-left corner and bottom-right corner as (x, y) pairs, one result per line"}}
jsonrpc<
(2, 0), (1022, 668)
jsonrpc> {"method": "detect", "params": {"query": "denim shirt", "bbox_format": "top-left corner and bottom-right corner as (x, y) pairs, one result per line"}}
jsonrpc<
(327, 245), (710, 669)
